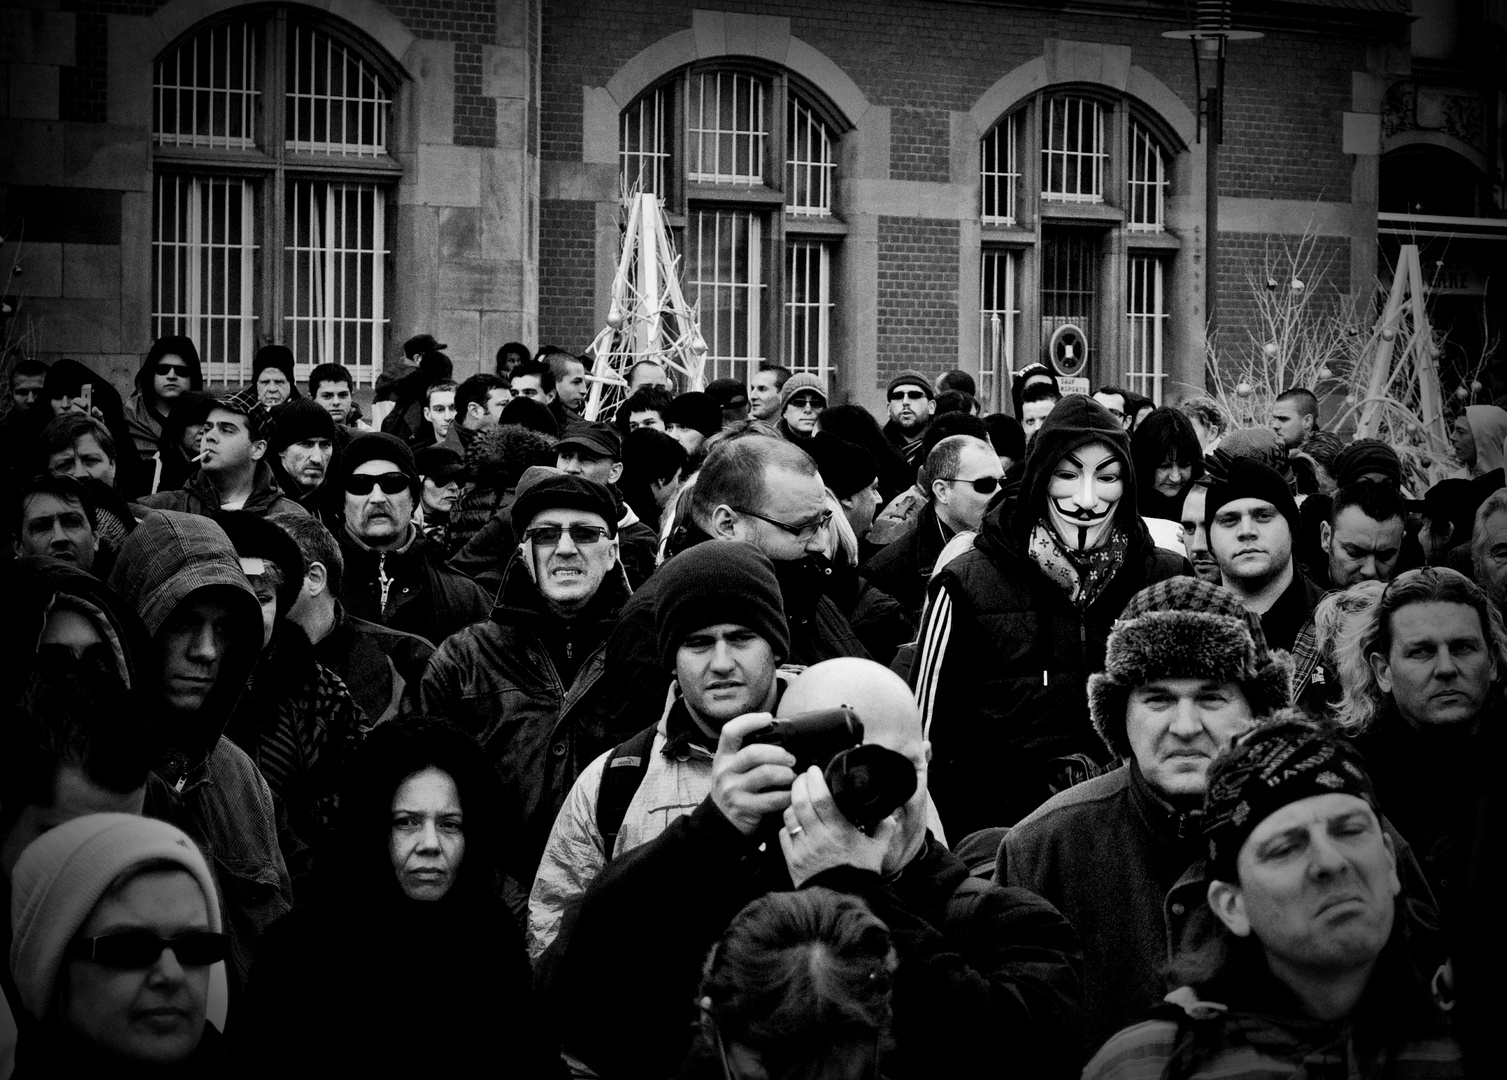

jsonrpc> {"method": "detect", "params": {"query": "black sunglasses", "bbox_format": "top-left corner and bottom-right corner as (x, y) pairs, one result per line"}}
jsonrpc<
(345, 472), (410, 496)
(939, 475), (1001, 494)
(523, 524), (610, 547)
(153, 363), (190, 377)
(71, 930), (229, 969)
(889, 389), (928, 402)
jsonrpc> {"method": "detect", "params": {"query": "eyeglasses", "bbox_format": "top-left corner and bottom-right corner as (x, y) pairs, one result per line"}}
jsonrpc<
(787, 395), (823, 411)
(70, 930), (229, 969)
(345, 472), (410, 496)
(523, 524), (611, 548)
(889, 389), (928, 402)
(153, 364), (190, 377)
(731, 506), (833, 542)
(939, 475), (1001, 494)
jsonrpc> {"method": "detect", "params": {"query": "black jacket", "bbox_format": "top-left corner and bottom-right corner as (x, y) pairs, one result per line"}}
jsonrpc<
(335, 525), (491, 646)
(546, 796), (1085, 1079)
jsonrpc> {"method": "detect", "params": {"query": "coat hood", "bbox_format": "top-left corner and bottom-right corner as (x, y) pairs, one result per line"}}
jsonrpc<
(1464, 404), (1507, 475)
(106, 510), (265, 760)
(134, 336), (205, 402)
(465, 422), (559, 492)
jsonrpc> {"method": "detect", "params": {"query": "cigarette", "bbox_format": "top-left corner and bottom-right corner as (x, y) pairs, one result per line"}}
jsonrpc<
(191, 450), (210, 463)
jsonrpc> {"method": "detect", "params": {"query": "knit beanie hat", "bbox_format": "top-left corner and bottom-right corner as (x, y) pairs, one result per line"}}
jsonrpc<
(499, 396), (559, 438)
(1209, 427), (1289, 479)
(337, 431), (420, 498)
(1332, 438), (1402, 488)
(9, 813), (222, 1021)
(886, 370), (934, 400)
(806, 432), (877, 500)
(1088, 577), (1294, 760)
(251, 344), (296, 384)
(778, 373), (829, 415)
(1203, 714), (1377, 882)
(510, 466), (619, 537)
(1204, 457), (1301, 538)
(655, 541), (790, 671)
(666, 391), (725, 437)
(269, 397), (337, 454)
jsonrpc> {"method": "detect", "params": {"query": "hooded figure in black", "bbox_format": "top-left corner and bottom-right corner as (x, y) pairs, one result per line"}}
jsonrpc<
(231, 717), (563, 1077)
(126, 335), (205, 460)
(39, 359), (145, 499)
(910, 395), (1189, 835)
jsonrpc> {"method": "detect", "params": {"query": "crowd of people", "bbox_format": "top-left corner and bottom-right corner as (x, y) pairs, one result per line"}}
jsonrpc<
(1, 336), (1504, 1078)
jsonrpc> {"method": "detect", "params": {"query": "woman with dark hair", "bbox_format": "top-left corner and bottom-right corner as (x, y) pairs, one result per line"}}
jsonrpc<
(618, 426), (687, 533)
(232, 717), (560, 1075)
(817, 403), (911, 505)
(125, 335), (203, 458)
(684, 889), (897, 1080)
(1131, 407), (1204, 522)
(40, 359), (145, 497)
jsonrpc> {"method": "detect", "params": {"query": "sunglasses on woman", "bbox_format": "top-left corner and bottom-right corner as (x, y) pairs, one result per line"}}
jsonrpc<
(344, 472), (410, 496)
(153, 364), (190, 377)
(70, 930), (229, 969)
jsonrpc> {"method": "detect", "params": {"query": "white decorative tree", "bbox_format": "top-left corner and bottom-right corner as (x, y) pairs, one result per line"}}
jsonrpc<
(581, 192), (709, 421)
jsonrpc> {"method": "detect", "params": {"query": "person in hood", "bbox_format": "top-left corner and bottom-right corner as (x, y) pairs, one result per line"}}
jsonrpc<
(106, 510), (294, 988)
(231, 717), (561, 1076)
(446, 419), (559, 578)
(1450, 403), (1507, 486)
(910, 395), (1189, 836)
(334, 432), (490, 646)
(419, 469), (630, 893)
(39, 359), (145, 498)
(124, 336), (203, 459)
(138, 397), (307, 520)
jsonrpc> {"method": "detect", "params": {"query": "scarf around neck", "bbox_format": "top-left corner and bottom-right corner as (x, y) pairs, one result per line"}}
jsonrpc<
(1027, 518), (1127, 608)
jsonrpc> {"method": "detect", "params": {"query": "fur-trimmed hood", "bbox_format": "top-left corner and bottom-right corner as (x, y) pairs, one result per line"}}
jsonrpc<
(1087, 577), (1294, 760)
(463, 422), (558, 493)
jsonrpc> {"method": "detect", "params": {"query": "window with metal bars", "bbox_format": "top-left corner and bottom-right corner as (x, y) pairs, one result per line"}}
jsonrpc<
(620, 69), (844, 375)
(151, 10), (397, 386)
(1041, 96), (1106, 202)
(1127, 121), (1167, 231)
(978, 248), (1019, 410)
(1040, 228), (1098, 371)
(980, 114), (1020, 225)
(1125, 255), (1167, 403)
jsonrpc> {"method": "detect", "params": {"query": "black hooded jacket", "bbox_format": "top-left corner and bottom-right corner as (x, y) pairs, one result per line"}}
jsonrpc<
(127, 336), (205, 459)
(39, 359), (146, 499)
(910, 396), (1188, 835)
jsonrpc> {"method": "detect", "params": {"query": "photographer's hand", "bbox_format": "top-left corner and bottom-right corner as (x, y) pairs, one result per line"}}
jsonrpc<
(711, 713), (798, 837)
(779, 766), (897, 887)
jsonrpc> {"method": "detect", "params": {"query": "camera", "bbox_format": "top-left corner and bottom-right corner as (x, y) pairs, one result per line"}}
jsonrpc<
(743, 708), (916, 830)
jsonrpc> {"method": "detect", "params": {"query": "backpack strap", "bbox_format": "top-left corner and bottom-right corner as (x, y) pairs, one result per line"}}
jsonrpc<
(594, 722), (659, 862)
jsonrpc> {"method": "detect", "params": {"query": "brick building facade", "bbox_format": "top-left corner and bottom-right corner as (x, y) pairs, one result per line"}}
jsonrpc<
(3, 0), (1503, 413)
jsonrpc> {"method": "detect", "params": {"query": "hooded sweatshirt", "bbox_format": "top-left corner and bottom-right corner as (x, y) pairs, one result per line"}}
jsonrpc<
(125, 337), (205, 458)
(1462, 404), (1507, 479)
(910, 395), (1188, 835)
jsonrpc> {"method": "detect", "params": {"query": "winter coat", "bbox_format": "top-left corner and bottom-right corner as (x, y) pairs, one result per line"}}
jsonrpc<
(137, 458), (308, 520)
(418, 556), (631, 885)
(335, 524), (491, 646)
(314, 603), (433, 726)
(544, 797), (1086, 1079)
(911, 396), (1188, 835)
(108, 510), (295, 989)
(883, 418), (927, 486)
(125, 342), (204, 458)
(231, 719), (563, 1077)
(448, 422), (559, 557)
(858, 500), (952, 633)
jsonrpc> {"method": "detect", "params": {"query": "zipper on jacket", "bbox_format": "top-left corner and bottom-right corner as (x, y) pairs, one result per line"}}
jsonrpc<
(377, 552), (393, 611)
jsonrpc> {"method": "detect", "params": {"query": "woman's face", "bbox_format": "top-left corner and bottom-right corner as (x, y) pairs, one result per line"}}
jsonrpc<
(389, 767), (465, 901)
(1153, 453), (1193, 498)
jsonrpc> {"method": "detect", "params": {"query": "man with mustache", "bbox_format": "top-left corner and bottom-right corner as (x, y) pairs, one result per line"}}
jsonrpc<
(882, 370), (936, 485)
(911, 396), (1188, 836)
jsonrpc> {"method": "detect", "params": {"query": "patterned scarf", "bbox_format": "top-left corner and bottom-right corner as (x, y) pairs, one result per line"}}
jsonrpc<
(1027, 519), (1128, 609)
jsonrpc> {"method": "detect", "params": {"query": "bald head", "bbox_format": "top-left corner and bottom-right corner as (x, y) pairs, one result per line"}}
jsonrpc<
(778, 658), (922, 750)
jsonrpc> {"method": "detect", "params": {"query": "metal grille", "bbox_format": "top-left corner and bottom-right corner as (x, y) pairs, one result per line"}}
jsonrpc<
(285, 23), (390, 155)
(1127, 121), (1166, 231)
(688, 72), (766, 183)
(686, 209), (764, 379)
(785, 240), (830, 376)
(1126, 255), (1166, 403)
(980, 114), (1020, 224)
(283, 180), (388, 380)
(152, 174), (259, 383)
(1041, 97), (1106, 202)
(153, 20), (259, 149)
(979, 248), (1018, 411)
(786, 96), (833, 216)
(620, 85), (671, 195)
(1040, 228), (1098, 351)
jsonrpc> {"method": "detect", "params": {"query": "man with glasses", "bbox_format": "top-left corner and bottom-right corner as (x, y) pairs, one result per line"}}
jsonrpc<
(882, 370), (936, 484)
(861, 435), (1002, 639)
(333, 432), (489, 646)
(420, 468), (630, 892)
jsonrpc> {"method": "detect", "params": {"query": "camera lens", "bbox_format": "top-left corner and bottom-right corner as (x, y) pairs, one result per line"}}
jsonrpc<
(825, 744), (916, 829)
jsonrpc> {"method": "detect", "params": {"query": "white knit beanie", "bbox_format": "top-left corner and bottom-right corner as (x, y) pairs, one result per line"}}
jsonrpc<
(8, 813), (222, 1020)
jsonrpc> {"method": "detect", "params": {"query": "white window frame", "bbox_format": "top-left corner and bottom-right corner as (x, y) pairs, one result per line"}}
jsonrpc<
(284, 22), (391, 157)
(1041, 96), (1106, 203)
(687, 208), (764, 381)
(153, 19), (259, 150)
(1126, 254), (1167, 403)
(981, 113), (1020, 225)
(979, 248), (1019, 411)
(620, 84), (671, 196)
(688, 72), (767, 184)
(1127, 121), (1167, 232)
(786, 96), (834, 217)
(283, 179), (389, 375)
(785, 239), (831, 378)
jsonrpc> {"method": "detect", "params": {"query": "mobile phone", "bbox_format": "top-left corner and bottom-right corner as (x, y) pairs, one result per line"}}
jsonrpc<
(80, 383), (93, 411)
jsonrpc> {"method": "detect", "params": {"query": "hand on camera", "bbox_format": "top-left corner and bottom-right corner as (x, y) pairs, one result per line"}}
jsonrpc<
(779, 765), (897, 886)
(711, 713), (797, 837)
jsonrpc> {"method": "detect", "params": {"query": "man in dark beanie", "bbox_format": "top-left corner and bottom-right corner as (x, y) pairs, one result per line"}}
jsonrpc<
(334, 431), (488, 645)
(1085, 715), (1460, 1078)
(664, 390), (722, 457)
(998, 577), (1292, 1055)
(883, 369), (935, 482)
(527, 540), (791, 961)
(807, 431), (880, 545)
(912, 395), (1188, 835)
(1206, 456), (1322, 652)
(419, 465), (631, 894)
(268, 396), (338, 519)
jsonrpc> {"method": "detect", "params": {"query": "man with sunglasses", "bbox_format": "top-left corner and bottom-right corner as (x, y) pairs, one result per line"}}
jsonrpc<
(420, 467), (630, 894)
(860, 435), (1002, 642)
(333, 432), (489, 647)
(138, 398), (306, 521)
(882, 370), (936, 485)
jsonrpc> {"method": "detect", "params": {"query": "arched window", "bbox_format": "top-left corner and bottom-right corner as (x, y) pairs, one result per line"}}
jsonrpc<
(978, 91), (1179, 408)
(152, 10), (399, 385)
(619, 67), (845, 381)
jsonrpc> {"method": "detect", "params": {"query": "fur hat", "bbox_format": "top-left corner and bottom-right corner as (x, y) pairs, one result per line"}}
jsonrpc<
(1088, 577), (1293, 760)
